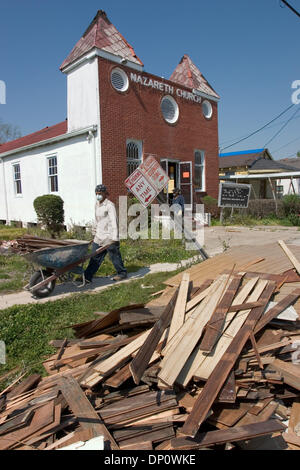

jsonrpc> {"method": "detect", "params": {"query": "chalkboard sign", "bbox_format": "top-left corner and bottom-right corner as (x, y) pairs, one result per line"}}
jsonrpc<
(218, 182), (251, 208)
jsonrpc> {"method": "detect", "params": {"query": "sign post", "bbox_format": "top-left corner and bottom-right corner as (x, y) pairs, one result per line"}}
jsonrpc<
(218, 182), (251, 222)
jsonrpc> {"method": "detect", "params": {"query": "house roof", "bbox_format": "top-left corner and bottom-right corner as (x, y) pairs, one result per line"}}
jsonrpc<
(249, 158), (300, 172)
(0, 121), (67, 155)
(219, 149), (269, 169)
(170, 54), (219, 99)
(60, 10), (143, 71)
(277, 158), (300, 170)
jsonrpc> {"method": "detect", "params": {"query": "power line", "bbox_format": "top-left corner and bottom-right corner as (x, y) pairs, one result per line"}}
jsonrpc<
(272, 135), (300, 153)
(220, 112), (300, 147)
(280, 0), (300, 18)
(264, 106), (300, 147)
(219, 103), (295, 152)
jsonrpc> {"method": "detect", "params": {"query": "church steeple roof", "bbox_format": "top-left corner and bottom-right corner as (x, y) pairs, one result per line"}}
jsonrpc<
(60, 10), (143, 71)
(170, 54), (219, 99)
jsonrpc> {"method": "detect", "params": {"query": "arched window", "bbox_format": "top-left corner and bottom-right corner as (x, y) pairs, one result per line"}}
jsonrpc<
(126, 140), (142, 176)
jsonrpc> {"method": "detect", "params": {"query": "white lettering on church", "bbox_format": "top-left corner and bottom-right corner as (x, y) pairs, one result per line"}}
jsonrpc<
(130, 73), (201, 103)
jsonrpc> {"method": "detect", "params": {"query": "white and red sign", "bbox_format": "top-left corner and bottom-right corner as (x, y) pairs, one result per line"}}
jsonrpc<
(125, 156), (169, 207)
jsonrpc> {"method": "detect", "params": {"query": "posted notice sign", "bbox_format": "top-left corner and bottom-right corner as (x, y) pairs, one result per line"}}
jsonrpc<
(125, 156), (169, 207)
(218, 182), (251, 208)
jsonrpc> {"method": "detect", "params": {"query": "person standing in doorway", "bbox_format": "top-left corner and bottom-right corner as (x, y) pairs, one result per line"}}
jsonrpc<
(84, 184), (127, 283)
(172, 188), (185, 217)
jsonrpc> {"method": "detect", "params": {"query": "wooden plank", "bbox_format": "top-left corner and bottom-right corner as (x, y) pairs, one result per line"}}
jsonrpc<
(209, 403), (252, 427)
(119, 426), (174, 449)
(278, 240), (300, 275)
(162, 276), (228, 358)
(217, 370), (236, 403)
(158, 275), (230, 387)
(242, 338), (293, 358)
(190, 278), (266, 384)
(199, 275), (243, 352)
(80, 330), (151, 388)
(168, 274), (190, 341)
(271, 359), (300, 390)
(227, 301), (265, 312)
(74, 304), (144, 338)
(104, 364), (131, 388)
(121, 441), (153, 450)
(248, 397), (274, 416)
(254, 289), (300, 334)
(0, 401), (55, 450)
(171, 420), (285, 450)
(58, 376), (119, 450)
(0, 409), (34, 436)
(130, 289), (178, 385)
(181, 281), (276, 437)
(176, 276), (261, 388)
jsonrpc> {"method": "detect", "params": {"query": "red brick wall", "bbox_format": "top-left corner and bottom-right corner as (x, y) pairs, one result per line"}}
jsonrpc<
(97, 57), (219, 205)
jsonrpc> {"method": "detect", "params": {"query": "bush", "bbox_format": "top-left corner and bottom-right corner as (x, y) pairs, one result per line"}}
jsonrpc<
(282, 194), (300, 216)
(245, 199), (284, 218)
(33, 195), (64, 238)
(202, 195), (220, 219)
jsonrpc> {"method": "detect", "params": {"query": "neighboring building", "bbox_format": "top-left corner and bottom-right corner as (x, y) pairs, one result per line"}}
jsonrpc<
(219, 148), (300, 199)
(0, 10), (220, 227)
(276, 158), (300, 196)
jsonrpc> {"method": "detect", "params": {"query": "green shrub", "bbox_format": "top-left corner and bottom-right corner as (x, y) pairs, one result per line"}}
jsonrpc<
(202, 195), (220, 219)
(33, 195), (64, 238)
(245, 199), (284, 218)
(282, 194), (300, 217)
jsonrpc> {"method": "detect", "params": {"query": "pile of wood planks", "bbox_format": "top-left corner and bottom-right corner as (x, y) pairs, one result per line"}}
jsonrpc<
(14, 235), (82, 254)
(0, 240), (300, 450)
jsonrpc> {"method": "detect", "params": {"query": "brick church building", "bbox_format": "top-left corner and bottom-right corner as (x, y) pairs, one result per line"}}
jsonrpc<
(0, 10), (220, 227)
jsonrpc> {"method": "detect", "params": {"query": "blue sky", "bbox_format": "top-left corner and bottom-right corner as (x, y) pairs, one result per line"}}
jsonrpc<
(0, 0), (299, 159)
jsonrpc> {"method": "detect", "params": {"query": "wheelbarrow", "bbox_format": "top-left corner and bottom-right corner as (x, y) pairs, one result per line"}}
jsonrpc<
(23, 241), (113, 298)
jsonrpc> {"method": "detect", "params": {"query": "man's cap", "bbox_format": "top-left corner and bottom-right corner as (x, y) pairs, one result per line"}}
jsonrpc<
(95, 184), (107, 193)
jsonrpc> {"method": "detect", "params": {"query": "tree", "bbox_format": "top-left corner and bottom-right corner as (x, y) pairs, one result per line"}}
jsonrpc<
(297, 151), (300, 158)
(0, 119), (21, 144)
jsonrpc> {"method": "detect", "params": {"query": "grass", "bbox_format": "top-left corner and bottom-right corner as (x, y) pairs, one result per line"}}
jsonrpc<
(211, 215), (298, 227)
(0, 269), (183, 390)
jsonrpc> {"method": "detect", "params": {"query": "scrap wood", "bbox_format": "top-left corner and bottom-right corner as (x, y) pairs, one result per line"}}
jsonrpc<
(181, 282), (276, 437)
(217, 370), (236, 403)
(158, 275), (230, 388)
(199, 274), (243, 352)
(73, 304), (144, 338)
(58, 376), (119, 450)
(0, 401), (55, 450)
(271, 359), (300, 391)
(278, 240), (300, 275)
(254, 288), (300, 334)
(171, 420), (285, 450)
(168, 274), (190, 341)
(179, 277), (264, 388)
(79, 330), (151, 388)
(130, 289), (178, 384)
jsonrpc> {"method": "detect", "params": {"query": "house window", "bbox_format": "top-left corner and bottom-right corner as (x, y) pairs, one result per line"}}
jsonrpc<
(48, 156), (58, 192)
(126, 140), (142, 176)
(13, 163), (22, 195)
(194, 150), (205, 191)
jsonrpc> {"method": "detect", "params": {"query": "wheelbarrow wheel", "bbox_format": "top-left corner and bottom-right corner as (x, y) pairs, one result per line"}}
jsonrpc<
(29, 270), (56, 298)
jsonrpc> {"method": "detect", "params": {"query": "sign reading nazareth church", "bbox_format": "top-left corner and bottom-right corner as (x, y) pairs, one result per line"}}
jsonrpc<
(218, 182), (251, 209)
(130, 73), (203, 103)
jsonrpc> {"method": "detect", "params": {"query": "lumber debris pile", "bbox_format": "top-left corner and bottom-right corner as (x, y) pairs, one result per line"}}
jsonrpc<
(0, 241), (300, 450)
(13, 235), (82, 254)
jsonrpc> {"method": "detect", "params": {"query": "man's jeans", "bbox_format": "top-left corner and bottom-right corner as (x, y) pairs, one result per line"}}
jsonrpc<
(84, 242), (127, 282)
